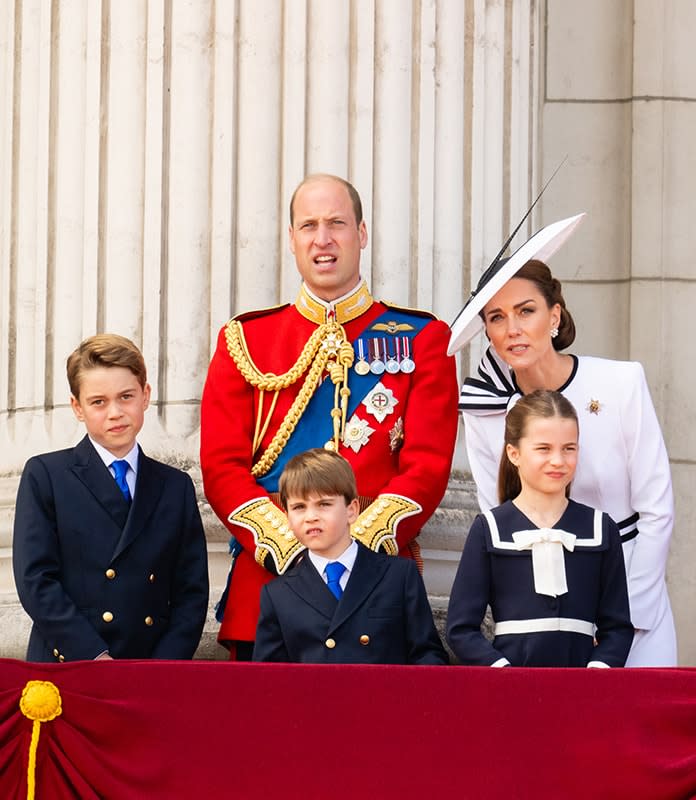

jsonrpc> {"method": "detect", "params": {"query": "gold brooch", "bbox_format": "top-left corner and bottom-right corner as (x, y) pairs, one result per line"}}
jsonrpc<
(587, 398), (601, 415)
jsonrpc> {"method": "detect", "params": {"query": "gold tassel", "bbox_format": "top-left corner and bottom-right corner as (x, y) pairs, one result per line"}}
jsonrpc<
(20, 680), (63, 800)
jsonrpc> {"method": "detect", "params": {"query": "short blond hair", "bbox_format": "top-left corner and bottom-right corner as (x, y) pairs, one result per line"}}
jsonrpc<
(67, 334), (147, 399)
(279, 449), (357, 509)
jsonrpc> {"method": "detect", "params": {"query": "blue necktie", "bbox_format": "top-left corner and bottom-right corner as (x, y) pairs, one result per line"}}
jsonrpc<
(325, 562), (346, 600)
(111, 460), (132, 503)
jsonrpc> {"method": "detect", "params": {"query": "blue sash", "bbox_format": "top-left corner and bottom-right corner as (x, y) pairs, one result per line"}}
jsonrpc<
(257, 308), (430, 492)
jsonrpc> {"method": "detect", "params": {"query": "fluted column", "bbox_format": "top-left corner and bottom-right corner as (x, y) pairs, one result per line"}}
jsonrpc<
(7, 0), (53, 457)
(160, 0), (214, 445)
(234, 0), (283, 312)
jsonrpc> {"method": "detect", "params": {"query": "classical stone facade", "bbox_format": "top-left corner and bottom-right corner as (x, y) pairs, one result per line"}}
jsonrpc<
(1, 1), (694, 662)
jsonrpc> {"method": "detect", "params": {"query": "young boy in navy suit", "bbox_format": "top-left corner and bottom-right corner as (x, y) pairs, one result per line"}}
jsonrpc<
(252, 449), (447, 664)
(13, 334), (209, 662)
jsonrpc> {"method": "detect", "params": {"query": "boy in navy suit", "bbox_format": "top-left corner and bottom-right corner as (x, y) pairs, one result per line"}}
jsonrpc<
(13, 334), (209, 662)
(253, 449), (447, 664)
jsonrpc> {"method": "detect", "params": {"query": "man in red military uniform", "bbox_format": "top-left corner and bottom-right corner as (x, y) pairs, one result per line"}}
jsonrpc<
(200, 174), (459, 658)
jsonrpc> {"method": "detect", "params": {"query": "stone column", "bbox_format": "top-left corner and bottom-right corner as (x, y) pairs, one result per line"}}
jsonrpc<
(630, 0), (696, 665)
(540, 0), (696, 663)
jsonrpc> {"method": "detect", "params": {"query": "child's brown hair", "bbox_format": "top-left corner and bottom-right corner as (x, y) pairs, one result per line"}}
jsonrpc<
(279, 448), (357, 509)
(498, 389), (578, 503)
(66, 334), (147, 399)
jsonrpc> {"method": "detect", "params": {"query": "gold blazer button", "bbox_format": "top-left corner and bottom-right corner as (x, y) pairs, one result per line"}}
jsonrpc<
(105, 568), (116, 579)
(359, 635), (370, 646)
(325, 638), (336, 649)
(145, 616), (154, 626)
(102, 611), (114, 623)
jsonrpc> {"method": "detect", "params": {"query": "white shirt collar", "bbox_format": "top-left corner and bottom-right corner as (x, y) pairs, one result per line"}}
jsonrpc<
(89, 437), (140, 475)
(308, 539), (358, 581)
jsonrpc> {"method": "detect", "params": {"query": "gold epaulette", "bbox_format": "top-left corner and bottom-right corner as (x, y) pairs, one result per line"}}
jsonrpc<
(351, 494), (422, 554)
(229, 498), (304, 575)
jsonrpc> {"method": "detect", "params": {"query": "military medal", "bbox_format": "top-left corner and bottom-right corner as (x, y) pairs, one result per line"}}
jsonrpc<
(399, 336), (415, 373)
(354, 339), (370, 376)
(369, 338), (385, 374)
(385, 337), (400, 374)
(389, 417), (405, 452)
(362, 382), (398, 423)
(342, 415), (375, 453)
(587, 398), (601, 415)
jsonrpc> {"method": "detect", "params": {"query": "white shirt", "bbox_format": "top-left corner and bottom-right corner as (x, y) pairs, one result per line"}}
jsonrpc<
(307, 540), (358, 592)
(89, 438), (139, 499)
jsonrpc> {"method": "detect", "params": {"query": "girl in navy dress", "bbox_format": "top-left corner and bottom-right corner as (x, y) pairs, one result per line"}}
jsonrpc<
(447, 390), (633, 667)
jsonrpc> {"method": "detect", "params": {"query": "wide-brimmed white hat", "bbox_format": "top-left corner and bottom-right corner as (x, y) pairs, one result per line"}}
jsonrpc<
(447, 212), (586, 355)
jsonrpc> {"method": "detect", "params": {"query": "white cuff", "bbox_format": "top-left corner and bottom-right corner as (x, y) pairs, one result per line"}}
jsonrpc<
(491, 657), (511, 668)
(586, 660), (610, 669)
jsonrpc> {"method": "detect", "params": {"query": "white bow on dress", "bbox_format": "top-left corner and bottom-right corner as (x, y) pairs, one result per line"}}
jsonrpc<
(512, 528), (577, 597)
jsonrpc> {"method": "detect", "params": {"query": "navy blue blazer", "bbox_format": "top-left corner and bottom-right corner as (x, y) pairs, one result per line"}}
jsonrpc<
(253, 542), (447, 664)
(13, 436), (209, 662)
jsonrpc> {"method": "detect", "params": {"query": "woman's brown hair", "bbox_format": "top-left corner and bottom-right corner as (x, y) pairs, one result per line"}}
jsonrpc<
(514, 260), (576, 350)
(480, 259), (576, 350)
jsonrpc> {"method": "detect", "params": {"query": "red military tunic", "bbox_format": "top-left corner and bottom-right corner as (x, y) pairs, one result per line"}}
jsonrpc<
(200, 280), (459, 644)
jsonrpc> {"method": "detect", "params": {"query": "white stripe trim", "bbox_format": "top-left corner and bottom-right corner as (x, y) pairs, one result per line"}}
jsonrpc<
(494, 617), (595, 637)
(483, 510), (518, 550)
(484, 509), (604, 550)
(573, 509), (603, 547)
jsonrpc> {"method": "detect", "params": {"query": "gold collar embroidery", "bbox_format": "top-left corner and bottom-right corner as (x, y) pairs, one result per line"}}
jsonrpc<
(295, 280), (373, 325)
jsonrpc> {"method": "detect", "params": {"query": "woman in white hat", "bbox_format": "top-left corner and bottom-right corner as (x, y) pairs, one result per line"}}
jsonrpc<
(451, 248), (676, 668)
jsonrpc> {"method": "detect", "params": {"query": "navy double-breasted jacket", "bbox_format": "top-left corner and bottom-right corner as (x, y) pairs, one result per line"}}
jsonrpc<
(13, 436), (209, 662)
(253, 542), (447, 665)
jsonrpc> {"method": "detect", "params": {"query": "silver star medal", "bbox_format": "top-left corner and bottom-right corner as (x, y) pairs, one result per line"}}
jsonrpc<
(362, 382), (398, 423)
(342, 416), (375, 453)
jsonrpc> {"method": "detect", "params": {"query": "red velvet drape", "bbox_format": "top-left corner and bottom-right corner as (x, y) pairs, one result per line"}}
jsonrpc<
(1, 658), (695, 799)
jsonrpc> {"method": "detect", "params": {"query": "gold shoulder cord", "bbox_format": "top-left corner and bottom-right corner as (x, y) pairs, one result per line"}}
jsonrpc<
(225, 318), (354, 477)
